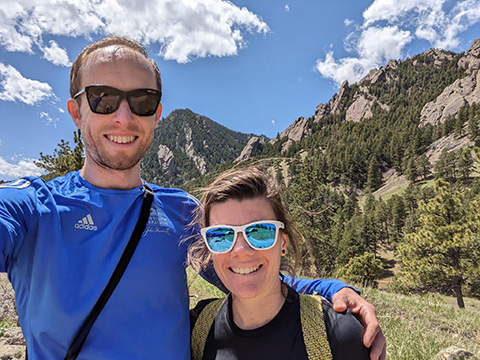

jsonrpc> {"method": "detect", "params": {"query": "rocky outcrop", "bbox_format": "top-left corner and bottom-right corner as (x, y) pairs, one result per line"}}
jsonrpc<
(156, 145), (175, 176)
(345, 86), (390, 123)
(314, 81), (350, 122)
(414, 48), (454, 67)
(235, 136), (267, 162)
(458, 38), (480, 72)
(0, 327), (25, 360)
(315, 67), (391, 125)
(424, 133), (474, 164)
(432, 346), (479, 360)
(184, 126), (207, 174)
(420, 40), (480, 127)
(269, 117), (312, 153)
(362, 59), (399, 85)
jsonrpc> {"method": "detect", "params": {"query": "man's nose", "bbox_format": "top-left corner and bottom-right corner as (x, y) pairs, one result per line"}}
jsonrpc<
(112, 99), (135, 122)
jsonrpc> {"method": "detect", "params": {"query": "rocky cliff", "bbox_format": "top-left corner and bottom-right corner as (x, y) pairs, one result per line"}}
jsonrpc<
(420, 39), (480, 126)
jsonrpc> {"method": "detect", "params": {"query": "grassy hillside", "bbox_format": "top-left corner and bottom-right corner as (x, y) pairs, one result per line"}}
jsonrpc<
(187, 268), (480, 360)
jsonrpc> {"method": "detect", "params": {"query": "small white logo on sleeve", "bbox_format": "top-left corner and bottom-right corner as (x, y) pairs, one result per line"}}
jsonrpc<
(75, 214), (98, 231)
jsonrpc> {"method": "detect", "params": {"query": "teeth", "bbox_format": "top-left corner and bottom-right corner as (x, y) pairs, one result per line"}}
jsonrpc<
(107, 136), (136, 144)
(231, 266), (260, 275)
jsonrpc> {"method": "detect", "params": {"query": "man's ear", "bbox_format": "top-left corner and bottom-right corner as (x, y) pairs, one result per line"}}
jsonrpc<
(67, 98), (82, 129)
(154, 103), (162, 126)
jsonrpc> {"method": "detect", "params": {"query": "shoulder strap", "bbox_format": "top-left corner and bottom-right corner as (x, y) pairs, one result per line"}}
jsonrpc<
(64, 184), (154, 360)
(191, 298), (224, 360)
(299, 294), (333, 360)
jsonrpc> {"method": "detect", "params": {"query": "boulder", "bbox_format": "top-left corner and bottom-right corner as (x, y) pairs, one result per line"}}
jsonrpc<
(432, 346), (479, 360)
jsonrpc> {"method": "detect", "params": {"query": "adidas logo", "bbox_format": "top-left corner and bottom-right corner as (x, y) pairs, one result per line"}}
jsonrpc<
(75, 214), (98, 231)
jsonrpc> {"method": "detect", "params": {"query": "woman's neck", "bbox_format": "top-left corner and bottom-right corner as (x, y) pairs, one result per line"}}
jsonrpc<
(231, 283), (287, 330)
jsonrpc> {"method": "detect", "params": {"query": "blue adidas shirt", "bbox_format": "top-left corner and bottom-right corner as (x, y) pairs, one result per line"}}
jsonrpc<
(0, 171), (350, 359)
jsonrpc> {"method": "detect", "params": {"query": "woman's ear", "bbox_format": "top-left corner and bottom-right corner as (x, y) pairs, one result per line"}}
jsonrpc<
(281, 232), (289, 253)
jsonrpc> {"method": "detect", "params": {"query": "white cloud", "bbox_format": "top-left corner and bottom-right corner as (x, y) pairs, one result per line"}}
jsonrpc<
(41, 41), (72, 67)
(315, 0), (480, 87)
(284, 5), (290, 12)
(0, 0), (269, 64)
(40, 112), (59, 127)
(344, 19), (354, 26)
(0, 156), (43, 180)
(0, 63), (55, 105)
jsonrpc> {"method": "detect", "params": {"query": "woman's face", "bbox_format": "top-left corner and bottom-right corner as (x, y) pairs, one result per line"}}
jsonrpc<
(208, 196), (288, 301)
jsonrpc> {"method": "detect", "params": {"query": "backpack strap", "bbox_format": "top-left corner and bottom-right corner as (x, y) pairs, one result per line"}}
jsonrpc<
(191, 298), (224, 360)
(299, 294), (333, 360)
(191, 295), (333, 360)
(64, 184), (154, 360)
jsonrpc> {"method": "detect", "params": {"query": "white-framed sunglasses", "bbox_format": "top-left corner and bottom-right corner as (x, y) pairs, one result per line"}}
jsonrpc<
(200, 220), (285, 254)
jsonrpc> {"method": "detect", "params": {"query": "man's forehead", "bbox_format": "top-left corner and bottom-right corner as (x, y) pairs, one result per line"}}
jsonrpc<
(84, 46), (148, 67)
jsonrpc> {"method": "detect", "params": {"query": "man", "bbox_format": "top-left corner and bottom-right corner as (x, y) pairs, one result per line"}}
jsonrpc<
(0, 36), (385, 359)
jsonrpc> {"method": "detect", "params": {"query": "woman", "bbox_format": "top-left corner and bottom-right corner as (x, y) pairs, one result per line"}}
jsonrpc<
(189, 167), (370, 360)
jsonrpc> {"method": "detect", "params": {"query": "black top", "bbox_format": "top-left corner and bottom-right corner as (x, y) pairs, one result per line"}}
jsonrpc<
(190, 286), (370, 360)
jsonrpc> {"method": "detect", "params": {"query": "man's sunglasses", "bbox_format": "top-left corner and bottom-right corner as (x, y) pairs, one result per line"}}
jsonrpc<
(74, 85), (161, 116)
(200, 220), (285, 254)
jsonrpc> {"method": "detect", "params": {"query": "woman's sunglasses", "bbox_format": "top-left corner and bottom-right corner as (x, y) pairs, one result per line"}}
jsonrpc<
(74, 85), (161, 116)
(200, 220), (285, 254)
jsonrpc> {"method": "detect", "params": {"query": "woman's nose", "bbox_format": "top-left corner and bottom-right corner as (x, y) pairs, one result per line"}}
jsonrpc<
(230, 232), (254, 254)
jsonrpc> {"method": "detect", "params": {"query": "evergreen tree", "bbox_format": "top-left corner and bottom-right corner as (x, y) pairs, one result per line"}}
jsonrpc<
(341, 252), (384, 287)
(365, 158), (383, 191)
(404, 157), (419, 183)
(457, 148), (473, 181)
(468, 113), (479, 141)
(417, 154), (432, 180)
(434, 149), (457, 181)
(397, 181), (480, 308)
(34, 130), (84, 181)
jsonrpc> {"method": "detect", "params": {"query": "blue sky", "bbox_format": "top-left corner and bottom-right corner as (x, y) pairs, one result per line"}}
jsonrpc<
(1, 0), (480, 181)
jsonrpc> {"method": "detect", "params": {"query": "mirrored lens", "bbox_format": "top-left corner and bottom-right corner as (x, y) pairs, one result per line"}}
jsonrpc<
(84, 86), (160, 116)
(245, 223), (277, 249)
(86, 86), (121, 114)
(129, 89), (161, 116)
(205, 227), (236, 253)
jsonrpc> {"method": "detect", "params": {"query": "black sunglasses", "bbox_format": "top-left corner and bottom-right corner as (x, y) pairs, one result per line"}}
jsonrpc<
(74, 85), (161, 116)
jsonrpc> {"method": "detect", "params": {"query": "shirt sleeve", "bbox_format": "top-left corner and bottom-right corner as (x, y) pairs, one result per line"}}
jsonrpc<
(283, 275), (359, 302)
(0, 179), (36, 272)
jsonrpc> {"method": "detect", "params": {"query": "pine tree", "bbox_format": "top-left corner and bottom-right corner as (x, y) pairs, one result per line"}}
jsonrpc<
(365, 158), (382, 191)
(34, 130), (84, 181)
(398, 181), (480, 308)
(468, 111), (480, 141)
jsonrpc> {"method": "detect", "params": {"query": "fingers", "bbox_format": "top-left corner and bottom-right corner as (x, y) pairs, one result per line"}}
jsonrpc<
(331, 287), (386, 359)
(331, 287), (355, 313)
(369, 330), (386, 360)
(358, 302), (379, 346)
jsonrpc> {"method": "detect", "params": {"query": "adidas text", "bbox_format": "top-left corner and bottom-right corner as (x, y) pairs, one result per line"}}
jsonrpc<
(75, 214), (98, 231)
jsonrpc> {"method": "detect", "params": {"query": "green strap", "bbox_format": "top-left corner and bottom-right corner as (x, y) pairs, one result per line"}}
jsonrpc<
(191, 295), (333, 360)
(299, 294), (333, 360)
(191, 299), (224, 360)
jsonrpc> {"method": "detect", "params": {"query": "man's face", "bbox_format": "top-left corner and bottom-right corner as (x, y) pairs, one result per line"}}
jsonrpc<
(73, 48), (161, 173)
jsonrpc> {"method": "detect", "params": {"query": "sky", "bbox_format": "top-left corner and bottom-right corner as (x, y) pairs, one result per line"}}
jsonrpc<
(1, 0), (480, 181)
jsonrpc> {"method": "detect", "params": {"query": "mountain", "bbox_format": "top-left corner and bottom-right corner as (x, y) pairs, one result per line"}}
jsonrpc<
(141, 108), (261, 187)
(141, 39), (480, 193)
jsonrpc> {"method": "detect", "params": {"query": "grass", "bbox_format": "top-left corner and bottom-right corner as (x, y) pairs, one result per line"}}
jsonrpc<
(187, 269), (480, 360)
(363, 288), (480, 360)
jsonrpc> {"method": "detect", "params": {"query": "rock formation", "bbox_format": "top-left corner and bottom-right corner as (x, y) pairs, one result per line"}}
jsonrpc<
(156, 145), (175, 176)
(420, 40), (480, 127)
(236, 136), (267, 162)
